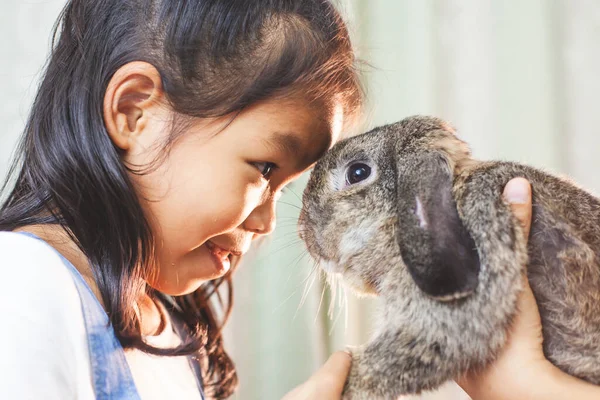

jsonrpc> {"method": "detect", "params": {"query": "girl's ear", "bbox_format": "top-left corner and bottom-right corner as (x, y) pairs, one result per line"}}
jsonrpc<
(103, 62), (163, 151)
(395, 150), (480, 301)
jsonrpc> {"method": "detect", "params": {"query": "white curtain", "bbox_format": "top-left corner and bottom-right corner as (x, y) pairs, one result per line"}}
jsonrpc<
(2, 1), (599, 400)
(0, 0), (67, 183)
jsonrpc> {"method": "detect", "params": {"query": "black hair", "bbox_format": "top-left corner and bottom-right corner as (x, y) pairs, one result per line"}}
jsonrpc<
(0, 0), (362, 397)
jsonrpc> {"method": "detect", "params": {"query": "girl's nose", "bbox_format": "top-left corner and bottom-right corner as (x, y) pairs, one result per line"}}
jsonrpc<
(243, 199), (277, 236)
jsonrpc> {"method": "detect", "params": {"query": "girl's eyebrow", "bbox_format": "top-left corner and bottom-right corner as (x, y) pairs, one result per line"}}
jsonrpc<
(262, 132), (303, 157)
(262, 131), (330, 169)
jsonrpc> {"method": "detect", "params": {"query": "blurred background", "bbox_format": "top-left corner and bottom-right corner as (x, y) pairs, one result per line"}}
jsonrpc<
(2, 1), (599, 399)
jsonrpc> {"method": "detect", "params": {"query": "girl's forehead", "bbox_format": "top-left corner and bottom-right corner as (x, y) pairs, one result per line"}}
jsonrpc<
(264, 96), (343, 133)
(237, 98), (337, 165)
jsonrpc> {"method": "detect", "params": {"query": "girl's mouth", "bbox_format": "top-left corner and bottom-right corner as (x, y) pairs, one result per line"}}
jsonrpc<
(205, 241), (232, 274)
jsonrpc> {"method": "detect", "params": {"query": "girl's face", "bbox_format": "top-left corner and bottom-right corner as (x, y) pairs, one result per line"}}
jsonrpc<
(126, 97), (340, 295)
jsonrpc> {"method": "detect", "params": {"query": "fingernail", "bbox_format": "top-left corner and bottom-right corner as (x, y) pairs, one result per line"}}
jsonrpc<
(505, 180), (530, 204)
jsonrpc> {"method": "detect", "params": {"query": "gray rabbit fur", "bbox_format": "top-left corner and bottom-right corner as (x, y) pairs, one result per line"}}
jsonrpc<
(298, 116), (600, 399)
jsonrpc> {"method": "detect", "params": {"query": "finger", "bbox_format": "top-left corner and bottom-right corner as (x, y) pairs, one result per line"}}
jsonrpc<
(511, 274), (542, 341)
(455, 373), (473, 394)
(456, 276), (543, 397)
(308, 351), (352, 391)
(281, 384), (304, 400)
(503, 177), (533, 241)
(456, 368), (489, 398)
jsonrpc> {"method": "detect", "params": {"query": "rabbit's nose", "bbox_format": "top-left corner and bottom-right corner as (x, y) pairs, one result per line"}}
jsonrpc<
(297, 223), (306, 241)
(297, 210), (314, 241)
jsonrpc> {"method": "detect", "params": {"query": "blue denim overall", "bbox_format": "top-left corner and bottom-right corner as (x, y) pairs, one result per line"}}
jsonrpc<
(19, 232), (204, 400)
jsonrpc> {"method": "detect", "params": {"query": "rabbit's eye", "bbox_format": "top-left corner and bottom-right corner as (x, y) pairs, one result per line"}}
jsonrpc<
(346, 163), (372, 185)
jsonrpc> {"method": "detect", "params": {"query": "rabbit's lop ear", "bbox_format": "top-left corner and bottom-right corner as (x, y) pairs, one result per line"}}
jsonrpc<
(396, 151), (480, 301)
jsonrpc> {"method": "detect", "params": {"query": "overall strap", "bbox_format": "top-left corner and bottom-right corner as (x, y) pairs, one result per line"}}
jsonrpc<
(17, 232), (141, 400)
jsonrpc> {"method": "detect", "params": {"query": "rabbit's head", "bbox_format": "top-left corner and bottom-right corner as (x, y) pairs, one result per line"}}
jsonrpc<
(299, 116), (481, 301)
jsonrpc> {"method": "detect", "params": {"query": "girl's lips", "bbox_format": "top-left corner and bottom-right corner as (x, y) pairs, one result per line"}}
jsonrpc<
(205, 240), (244, 257)
(205, 241), (231, 274)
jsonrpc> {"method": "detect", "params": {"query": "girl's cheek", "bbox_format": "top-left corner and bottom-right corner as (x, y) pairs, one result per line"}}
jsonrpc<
(208, 186), (258, 229)
(241, 183), (268, 213)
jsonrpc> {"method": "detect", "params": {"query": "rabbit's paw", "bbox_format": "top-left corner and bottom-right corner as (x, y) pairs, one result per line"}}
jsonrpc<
(341, 369), (372, 400)
(342, 354), (388, 400)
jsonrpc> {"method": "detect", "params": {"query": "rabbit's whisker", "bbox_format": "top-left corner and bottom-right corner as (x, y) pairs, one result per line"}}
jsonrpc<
(314, 279), (328, 325)
(273, 251), (313, 313)
(276, 201), (302, 211)
(328, 277), (346, 335)
(294, 267), (319, 321)
(285, 186), (304, 203)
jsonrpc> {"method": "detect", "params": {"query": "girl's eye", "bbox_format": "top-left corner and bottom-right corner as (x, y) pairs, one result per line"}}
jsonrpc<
(254, 162), (277, 179)
(345, 162), (372, 185)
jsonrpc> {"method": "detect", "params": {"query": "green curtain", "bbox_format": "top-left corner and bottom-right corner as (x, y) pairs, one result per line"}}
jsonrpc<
(225, 1), (599, 399)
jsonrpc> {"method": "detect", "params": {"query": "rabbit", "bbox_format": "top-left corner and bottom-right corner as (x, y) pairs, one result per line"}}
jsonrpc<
(298, 115), (600, 399)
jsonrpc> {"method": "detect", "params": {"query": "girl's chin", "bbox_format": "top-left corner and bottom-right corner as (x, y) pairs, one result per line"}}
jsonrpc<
(149, 271), (225, 296)
(148, 250), (231, 296)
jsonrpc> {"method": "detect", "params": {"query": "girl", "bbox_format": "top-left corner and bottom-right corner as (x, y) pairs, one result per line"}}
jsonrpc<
(0, 0), (360, 398)
(1, 1), (598, 400)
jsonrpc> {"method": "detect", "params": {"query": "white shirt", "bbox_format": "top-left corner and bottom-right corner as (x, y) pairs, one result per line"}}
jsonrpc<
(0, 232), (203, 399)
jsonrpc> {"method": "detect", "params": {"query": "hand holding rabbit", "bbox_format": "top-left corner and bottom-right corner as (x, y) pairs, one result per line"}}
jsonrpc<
(282, 352), (352, 400)
(460, 179), (600, 400)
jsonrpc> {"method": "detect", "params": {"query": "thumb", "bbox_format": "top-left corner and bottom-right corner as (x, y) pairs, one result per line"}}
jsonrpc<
(510, 274), (543, 348)
(503, 177), (533, 241)
(309, 351), (352, 390)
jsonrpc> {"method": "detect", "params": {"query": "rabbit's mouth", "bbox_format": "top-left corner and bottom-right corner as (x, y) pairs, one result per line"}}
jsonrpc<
(317, 255), (381, 296)
(320, 259), (345, 274)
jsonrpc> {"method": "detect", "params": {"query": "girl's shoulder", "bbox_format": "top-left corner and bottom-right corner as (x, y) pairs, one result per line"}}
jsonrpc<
(0, 231), (85, 325)
(0, 229), (66, 260)
(0, 231), (94, 398)
(0, 230), (79, 297)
